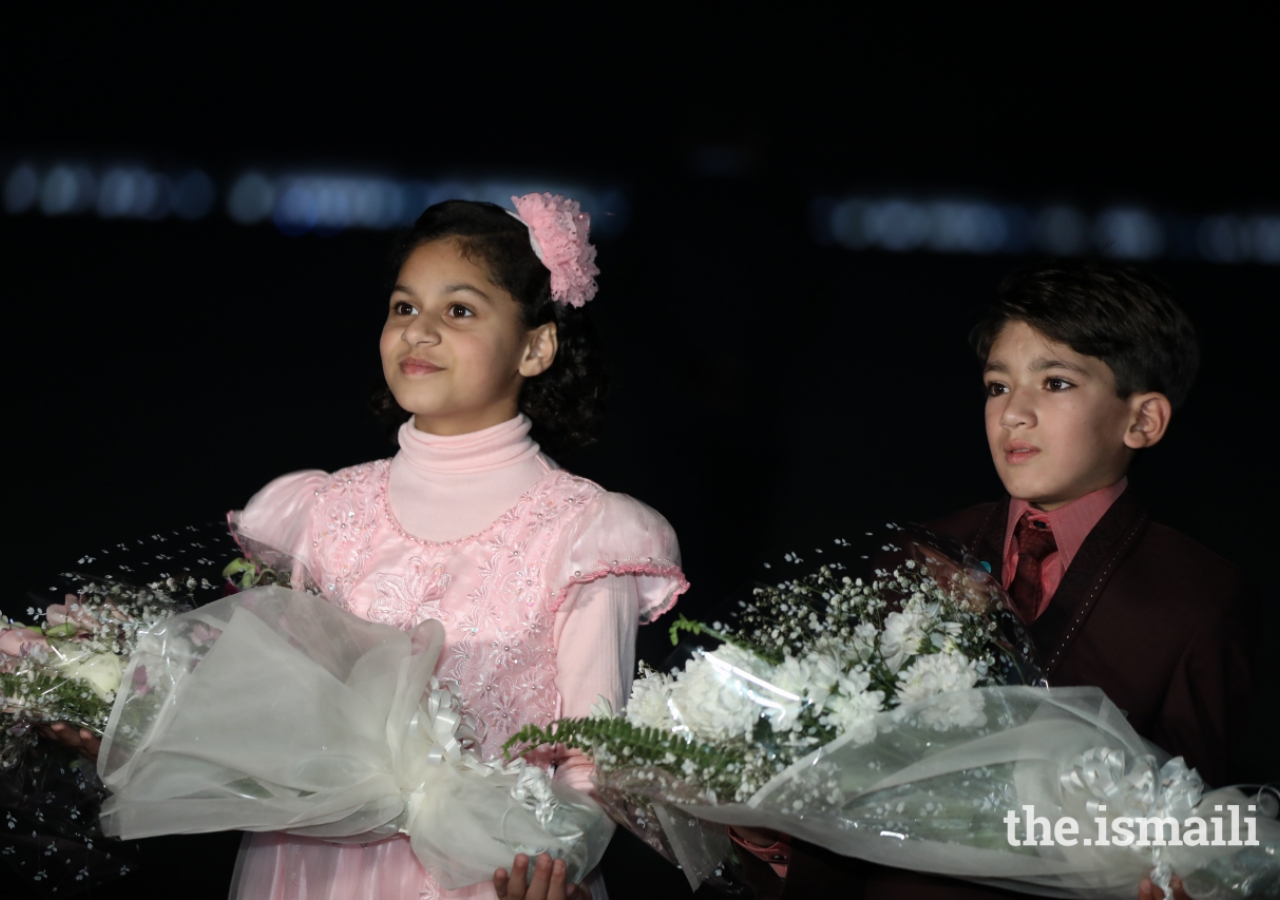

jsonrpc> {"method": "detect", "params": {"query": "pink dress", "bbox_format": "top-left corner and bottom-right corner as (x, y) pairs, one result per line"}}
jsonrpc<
(227, 416), (687, 900)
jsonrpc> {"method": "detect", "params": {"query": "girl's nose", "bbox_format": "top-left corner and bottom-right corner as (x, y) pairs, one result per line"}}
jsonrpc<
(403, 315), (440, 345)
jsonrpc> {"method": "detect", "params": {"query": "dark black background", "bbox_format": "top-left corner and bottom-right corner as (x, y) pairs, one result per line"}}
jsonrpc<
(3, 10), (1276, 899)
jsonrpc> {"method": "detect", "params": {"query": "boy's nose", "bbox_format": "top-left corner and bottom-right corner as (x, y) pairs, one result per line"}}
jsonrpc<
(1000, 391), (1035, 427)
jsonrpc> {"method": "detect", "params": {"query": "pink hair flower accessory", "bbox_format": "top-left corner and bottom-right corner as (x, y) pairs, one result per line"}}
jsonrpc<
(509, 193), (600, 308)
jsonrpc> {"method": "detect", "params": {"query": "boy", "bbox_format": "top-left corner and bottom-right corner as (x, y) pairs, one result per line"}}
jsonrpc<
(736, 261), (1258, 899)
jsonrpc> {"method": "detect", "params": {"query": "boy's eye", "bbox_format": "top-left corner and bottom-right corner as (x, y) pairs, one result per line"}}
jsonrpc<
(392, 300), (417, 316)
(984, 381), (1007, 397)
(447, 303), (475, 318)
(1044, 377), (1074, 391)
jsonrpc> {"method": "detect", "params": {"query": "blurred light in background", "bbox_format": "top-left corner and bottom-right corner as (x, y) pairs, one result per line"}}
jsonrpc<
(813, 195), (1280, 265)
(3, 160), (630, 239)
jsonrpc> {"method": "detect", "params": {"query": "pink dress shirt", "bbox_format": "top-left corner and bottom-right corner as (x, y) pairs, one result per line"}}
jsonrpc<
(1000, 479), (1129, 619)
(227, 415), (688, 900)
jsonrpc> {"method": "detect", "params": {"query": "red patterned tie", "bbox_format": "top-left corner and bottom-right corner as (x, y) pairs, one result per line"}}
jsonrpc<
(1009, 513), (1057, 623)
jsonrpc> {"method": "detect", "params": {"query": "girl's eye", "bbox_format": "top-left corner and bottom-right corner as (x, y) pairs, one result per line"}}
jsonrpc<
(392, 300), (417, 316)
(447, 303), (474, 318)
(1045, 377), (1073, 391)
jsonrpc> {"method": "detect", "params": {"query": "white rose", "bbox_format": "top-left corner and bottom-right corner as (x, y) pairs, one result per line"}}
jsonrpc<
(56, 652), (124, 700)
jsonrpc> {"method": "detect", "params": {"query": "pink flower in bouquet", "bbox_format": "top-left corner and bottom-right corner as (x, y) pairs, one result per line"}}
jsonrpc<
(190, 623), (221, 648)
(43, 594), (98, 633)
(510, 193), (600, 308)
(131, 664), (151, 697)
(0, 625), (49, 664)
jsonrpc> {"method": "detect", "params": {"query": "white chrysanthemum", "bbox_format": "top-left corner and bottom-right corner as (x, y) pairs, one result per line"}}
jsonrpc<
(880, 609), (930, 672)
(765, 653), (841, 732)
(894, 651), (986, 730)
(623, 670), (674, 730)
(916, 690), (986, 730)
(589, 694), (616, 719)
(667, 647), (766, 742)
(850, 622), (879, 663)
(820, 668), (885, 744)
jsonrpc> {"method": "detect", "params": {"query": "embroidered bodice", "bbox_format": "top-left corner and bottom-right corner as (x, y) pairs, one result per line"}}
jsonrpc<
(231, 419), (686, 761)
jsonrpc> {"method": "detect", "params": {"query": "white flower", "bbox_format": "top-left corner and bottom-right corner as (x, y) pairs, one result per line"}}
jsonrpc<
(666, 646), (768, 742)
(850, 622), (879, 663)
(624, 670), (674, 730)
(820, 668), (885, 744)
(880, 609), (930, 672)
(589, 694), (615, 719)
(894, 651), (985, 730)
(766, 653), (841, 732)
(55, 652), (123, 700)
(915, 690), (986, 730)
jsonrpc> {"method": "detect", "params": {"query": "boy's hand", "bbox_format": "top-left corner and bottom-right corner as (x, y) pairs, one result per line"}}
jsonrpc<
(494, 853), (591, 900)
(35, 722), (101, 763)
(1138, 874), (1188, 900)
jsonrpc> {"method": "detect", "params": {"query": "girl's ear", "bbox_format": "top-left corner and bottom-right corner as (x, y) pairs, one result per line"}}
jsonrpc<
(518, 322), (558, 378)
(1123, 392), (1172, 449)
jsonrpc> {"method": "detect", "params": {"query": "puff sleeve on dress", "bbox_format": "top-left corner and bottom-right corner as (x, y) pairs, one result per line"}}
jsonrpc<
(550, 491), (687, 623)
(227, 470), (327, 576)
(550, 492), (688, 794)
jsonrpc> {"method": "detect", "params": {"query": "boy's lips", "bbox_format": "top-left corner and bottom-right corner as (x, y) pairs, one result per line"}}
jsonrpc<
(400, 358), (442, 375)
(1004, 441), (1040, 464)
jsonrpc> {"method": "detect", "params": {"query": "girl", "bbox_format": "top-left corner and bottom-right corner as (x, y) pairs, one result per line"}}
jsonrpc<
(227, 196), (687, 900)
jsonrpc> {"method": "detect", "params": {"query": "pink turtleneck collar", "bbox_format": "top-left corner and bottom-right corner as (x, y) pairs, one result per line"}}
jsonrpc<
(387, 415), (553, 543)
(396, 414), (543, 475)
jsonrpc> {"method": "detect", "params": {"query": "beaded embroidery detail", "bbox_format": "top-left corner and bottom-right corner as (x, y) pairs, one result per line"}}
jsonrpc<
(310, 460), (386, 601)
(307, 461), (602, 758)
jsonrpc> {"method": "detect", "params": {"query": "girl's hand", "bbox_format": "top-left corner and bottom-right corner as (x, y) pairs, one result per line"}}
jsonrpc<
(494, 853), (591, 900)
(35, 722), (101, 763)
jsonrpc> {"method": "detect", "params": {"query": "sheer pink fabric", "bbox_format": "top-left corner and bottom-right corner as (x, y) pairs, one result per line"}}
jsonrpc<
(227, 416), (686, 899)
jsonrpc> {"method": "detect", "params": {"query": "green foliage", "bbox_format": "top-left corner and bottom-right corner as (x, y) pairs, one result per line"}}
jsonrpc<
(503, 715), (749, 799)
(222, 557), (290, 590)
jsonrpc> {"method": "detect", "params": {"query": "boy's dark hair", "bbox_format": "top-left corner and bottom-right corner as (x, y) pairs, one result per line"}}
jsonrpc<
(371, 199), (609, 453)
(971, 260), (1199, 409)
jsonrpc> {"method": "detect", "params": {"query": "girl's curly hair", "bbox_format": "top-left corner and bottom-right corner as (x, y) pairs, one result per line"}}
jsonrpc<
(371, 200), (609, 454)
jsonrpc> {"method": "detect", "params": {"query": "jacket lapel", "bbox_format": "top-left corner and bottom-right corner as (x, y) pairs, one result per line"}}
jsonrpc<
(1030, 486), (1149, 678)
(971, 497), (1008, 574)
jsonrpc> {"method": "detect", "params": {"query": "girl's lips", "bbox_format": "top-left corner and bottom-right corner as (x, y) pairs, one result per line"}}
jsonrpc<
(400, 359), (442, 375)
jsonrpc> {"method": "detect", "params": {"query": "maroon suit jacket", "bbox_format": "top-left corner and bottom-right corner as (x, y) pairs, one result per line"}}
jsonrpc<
(743, 486), (1259, 900)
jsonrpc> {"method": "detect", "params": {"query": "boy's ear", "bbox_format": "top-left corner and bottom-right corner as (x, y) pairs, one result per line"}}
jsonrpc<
(519, 321), (559, 378)
(1123, 392), (1172, 450)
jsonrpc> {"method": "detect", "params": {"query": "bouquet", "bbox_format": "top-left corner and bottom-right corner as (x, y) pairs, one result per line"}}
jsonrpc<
(1, 576), (196, 770)
(96, 584), (612, 889)
(506, 530), (1279, 899)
